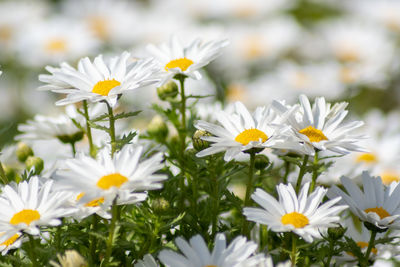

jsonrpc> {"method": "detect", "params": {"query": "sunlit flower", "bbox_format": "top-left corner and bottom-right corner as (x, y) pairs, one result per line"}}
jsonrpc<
(194, 101), (295, 161)
(158, 233), (262, 267)
(0, 176), (73, 241)
(147, 35), (228, 84)
(273, 94), (366, 155)
(39, 52), (159, 106)
(55, 145), (166, 208)
(243, 182), (347, 242)
(329, 171), (400, 230)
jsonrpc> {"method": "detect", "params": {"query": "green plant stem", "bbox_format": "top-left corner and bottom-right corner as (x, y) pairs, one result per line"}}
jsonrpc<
(295, 155), (309, 194)
(28, 235), (39, 267)
(242, 152), (256, 238)
(364, 230), (377, 265)
(177, 76), (187, 211)
(309, 152), (319, 193)
(103, 199), (119, 266)
(0, 161), (9, 184)
(106, 102), (117, 156)
(211, 157), (219, 237)
(89, 214), (99, 265)
(325, 240), (334, 267)
(83, 100), (96, 158)
(291, 234), (297, 267)
(70, 142), (76, 157)
(283, 161), (290, 184)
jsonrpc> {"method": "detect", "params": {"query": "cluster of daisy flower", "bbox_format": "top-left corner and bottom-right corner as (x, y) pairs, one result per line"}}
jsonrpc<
(1, 0), (400, 266)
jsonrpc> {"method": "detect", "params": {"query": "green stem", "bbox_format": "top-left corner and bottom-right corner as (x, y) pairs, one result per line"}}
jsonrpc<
(103, 199), (119, 265)
(106, 102), (117, 156)
(295, 155), (309, 194)
(0, 161), (9, 184)
(177, 76), (187, 211)
(89, 214), (99, 265)
(364, 230), (377, 264)
(178, 77), (187, 140)
(242, 152), (256, 238)
(283, 161), (290, 184)
(28, 235), (39, 267)
(291, 234), (298, 267)
(309, 152), (319, 194)
(70, 142), (76, 157)
(211, 157), (219, 237)
(83, 100), (96, 158)
(325, 240), (334, 267)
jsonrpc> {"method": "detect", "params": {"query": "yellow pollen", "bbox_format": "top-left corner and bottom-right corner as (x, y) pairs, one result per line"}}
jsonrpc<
(10, 209), (40, 226)
(356, 153), (378, 164)
(381, 171), (400, 185)
(235, 129), (268, 145)
(92, 79), (121, 96)
(365, 207), (390, 220)
(96, 173), (128, 190)
(164, 58), (194, 72)
(299, 126), (328, 143)
(76, 193), (105, 207)
(88, 16), (108, 39)
(281, 212), (309, 228)
(1, 233), (19, 247)
(45, 38), (67, 53)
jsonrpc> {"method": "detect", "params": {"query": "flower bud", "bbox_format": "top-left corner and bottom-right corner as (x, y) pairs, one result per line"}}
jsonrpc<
(327, 224), (346, 240)
(147, 115), (168, 141)
(25, 156), (44, 175)
(152, 197), (170, 214)
(3, 165), (16, 181)
(16, 142), (34, 162)
(255, 155), (270, 170)
(157, 81), (179, 101)
(192, 130), (212, 151)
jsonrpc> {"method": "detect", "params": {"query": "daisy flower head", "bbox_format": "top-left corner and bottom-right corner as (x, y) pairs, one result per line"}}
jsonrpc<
(158, 233), (262, 267)
(147, 35), (229, 84)
(273, 94), (366, 155)
(55, 144), (166, 208)
(194, 101), (295, 161)
(0, 231), (23, 256)
(329, 171), (400, 230)
(39, 51), (160, 107)
(243, 182), (347, 242)
(0, 176), (73, 240)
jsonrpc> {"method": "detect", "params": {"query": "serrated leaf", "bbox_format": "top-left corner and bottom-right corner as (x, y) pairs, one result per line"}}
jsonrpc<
(113, 111), (141, 120)
(88, 121), (109, 131)
(90, 112), (110, 122)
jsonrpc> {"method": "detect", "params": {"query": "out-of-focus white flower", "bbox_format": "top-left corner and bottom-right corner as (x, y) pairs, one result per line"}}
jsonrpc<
(50, 250), (87, 267)
(135, 254), (159, 267)
(244, 182), (347, 242)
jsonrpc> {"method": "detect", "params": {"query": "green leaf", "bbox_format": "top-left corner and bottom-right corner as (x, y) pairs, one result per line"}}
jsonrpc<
(113, 111), (142, 120)
(115, 131), (137, 150)
(88, 121), (109, 132)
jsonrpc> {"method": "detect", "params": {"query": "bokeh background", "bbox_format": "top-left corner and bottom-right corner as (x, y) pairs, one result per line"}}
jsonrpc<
(1, 0), (400, 149)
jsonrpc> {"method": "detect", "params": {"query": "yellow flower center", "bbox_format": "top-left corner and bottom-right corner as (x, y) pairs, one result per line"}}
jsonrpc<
(292, 71), (311, 89)
(235, 129), (268, 145)
(76, 193), (105, 207)
(45, 38), (67, 53)
(164, 58), (194, 72)
(243, 36), (264, 59)
(1, 233), (19, 247)
(299, 126), (328, 143)
(0, 25), (12, 41)
(88, 16), (108, 39)
(337, 48), (360, 63)
(96, 173), (128, 190)
(10, 209), (40, 226)
(226, 83), (247, 102)
(355, 153), (378, 164)
(92, 79), (121, 96)
(364, 207), (390, 220)
(281, 212), (309, 228)
(381, 171), (400, 185)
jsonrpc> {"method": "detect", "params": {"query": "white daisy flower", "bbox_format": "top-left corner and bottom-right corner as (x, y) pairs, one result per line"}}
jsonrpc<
(194, 101), (296, 161)
(158, 233), (262, 267)
(55, 145), (166, 207)
(0, 176), (73, 240)
(39, 51), (160, 106)
(243, 182), (347, 242)
(0, 231), (23, 255)
(329, 172), (400, 230)
(135, 254), (159, 267)
(273, 94), (366, 155)
(147, 35), (229, 84)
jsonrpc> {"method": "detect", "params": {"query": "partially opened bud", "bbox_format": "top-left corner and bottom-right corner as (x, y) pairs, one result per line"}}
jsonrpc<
(192, 130), (212, 151)
(157, 81), (179, 101)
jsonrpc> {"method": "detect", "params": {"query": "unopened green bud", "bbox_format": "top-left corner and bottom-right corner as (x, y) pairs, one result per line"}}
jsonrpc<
(157, 81), (179, 101)
(152, 198), (170, 214)
(16, 142), (34, 162)
(169, 135), (180, 147)
(57, 131), (84, 144)
(192, 130), (212, 151)
(147, 115), (168, 141)
(327, 224), (346, 240)
(255, 155), (270, 170)
(25, 156), (44, 174)
(3, 165), (16, 181)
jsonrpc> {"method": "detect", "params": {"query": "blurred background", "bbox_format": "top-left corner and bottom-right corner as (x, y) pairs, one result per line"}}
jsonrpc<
(1, 0), (400, 148)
